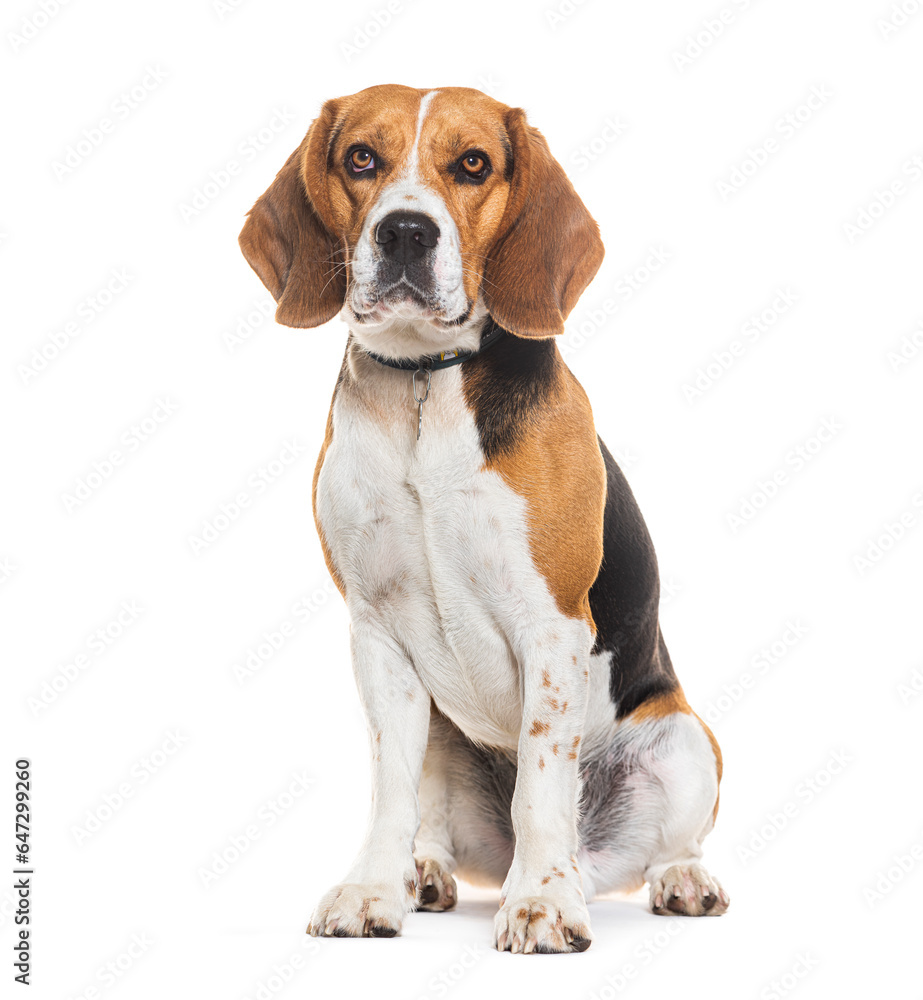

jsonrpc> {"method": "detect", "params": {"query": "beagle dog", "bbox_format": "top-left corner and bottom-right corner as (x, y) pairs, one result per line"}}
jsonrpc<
(239, 84), (728, 955)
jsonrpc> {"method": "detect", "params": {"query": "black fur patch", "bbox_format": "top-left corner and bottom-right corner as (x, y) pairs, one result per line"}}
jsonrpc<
(589, 440), (679, 717)
(461, 320), (559, 459)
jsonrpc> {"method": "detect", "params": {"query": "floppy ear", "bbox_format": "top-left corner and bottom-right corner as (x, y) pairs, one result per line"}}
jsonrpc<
(482, 108), (605, 338)
(238, 102), (345, 329)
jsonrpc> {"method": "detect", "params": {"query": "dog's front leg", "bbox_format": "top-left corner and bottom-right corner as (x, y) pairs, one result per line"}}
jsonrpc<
(308, 619), (431, 938)
(494, 625), (593, 954)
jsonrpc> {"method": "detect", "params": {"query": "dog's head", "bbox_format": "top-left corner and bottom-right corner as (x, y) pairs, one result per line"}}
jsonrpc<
(239, 85), (604, 356)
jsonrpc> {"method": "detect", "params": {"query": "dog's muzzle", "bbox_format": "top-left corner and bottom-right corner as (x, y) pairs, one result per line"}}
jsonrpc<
(374, 210), (440, 302)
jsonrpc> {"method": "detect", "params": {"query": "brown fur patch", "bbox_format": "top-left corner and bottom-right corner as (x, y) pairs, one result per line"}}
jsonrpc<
(476, 358), (606, 628)
(529, 720), (550, 737)
(629, 685), (693, 724)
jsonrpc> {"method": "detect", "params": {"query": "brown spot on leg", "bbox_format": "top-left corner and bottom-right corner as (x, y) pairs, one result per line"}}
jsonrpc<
(530, 720), (550, 737)
(539, 756), (545, 770)
(542, 670), (552, 688)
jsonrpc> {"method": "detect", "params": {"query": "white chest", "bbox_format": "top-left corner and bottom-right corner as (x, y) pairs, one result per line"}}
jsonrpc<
(314, 360), (578, 747)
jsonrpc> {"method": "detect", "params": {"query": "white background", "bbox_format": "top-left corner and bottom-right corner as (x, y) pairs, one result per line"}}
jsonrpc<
(3, 0), (922, 997)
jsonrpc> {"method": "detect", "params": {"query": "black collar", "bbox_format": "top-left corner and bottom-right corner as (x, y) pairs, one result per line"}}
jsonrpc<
(362, 321), (506, 371)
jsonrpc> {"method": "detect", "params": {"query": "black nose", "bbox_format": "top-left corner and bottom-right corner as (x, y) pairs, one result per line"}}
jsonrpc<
(375, 211), (440, 263)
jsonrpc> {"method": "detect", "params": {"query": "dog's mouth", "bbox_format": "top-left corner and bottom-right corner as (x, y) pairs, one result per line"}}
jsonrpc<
(352, 279), (469, 328)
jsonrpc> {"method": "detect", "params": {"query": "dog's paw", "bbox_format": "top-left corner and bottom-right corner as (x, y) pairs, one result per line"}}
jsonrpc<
(414, 858), (457, 912)
(649, 864), (729, 917)
(494, 894), (592, 954)
(307, 879), (415, 938)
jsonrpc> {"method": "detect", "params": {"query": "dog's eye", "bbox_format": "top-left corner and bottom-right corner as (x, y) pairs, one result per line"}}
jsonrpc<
(455, 150), (491, 184)
(347, 147), (376, 174)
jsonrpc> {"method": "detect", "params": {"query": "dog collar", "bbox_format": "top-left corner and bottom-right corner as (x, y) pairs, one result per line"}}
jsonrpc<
(362, 321), (506, 372)
(362, 321), (506, 440)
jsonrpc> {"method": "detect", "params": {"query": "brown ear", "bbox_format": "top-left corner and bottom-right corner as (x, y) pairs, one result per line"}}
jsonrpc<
(239, 102), (345, 329)
(482, 108), (605, 338)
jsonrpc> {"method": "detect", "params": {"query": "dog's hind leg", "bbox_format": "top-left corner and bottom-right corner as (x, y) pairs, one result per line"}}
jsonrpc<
(413, 709), (460, 911)
(577, 693), (729, 916)
(415, 708), (517, 896)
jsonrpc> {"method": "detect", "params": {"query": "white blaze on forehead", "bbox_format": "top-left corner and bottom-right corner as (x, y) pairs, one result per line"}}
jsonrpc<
(344, 86), (474, 348)
(406, 89), (439, 180)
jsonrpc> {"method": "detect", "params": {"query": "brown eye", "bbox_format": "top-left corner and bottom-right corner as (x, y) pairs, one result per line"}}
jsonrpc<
(462, 154), (484, 175)
(349, 148), (375, 173)
(454, 150), (490, 184)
